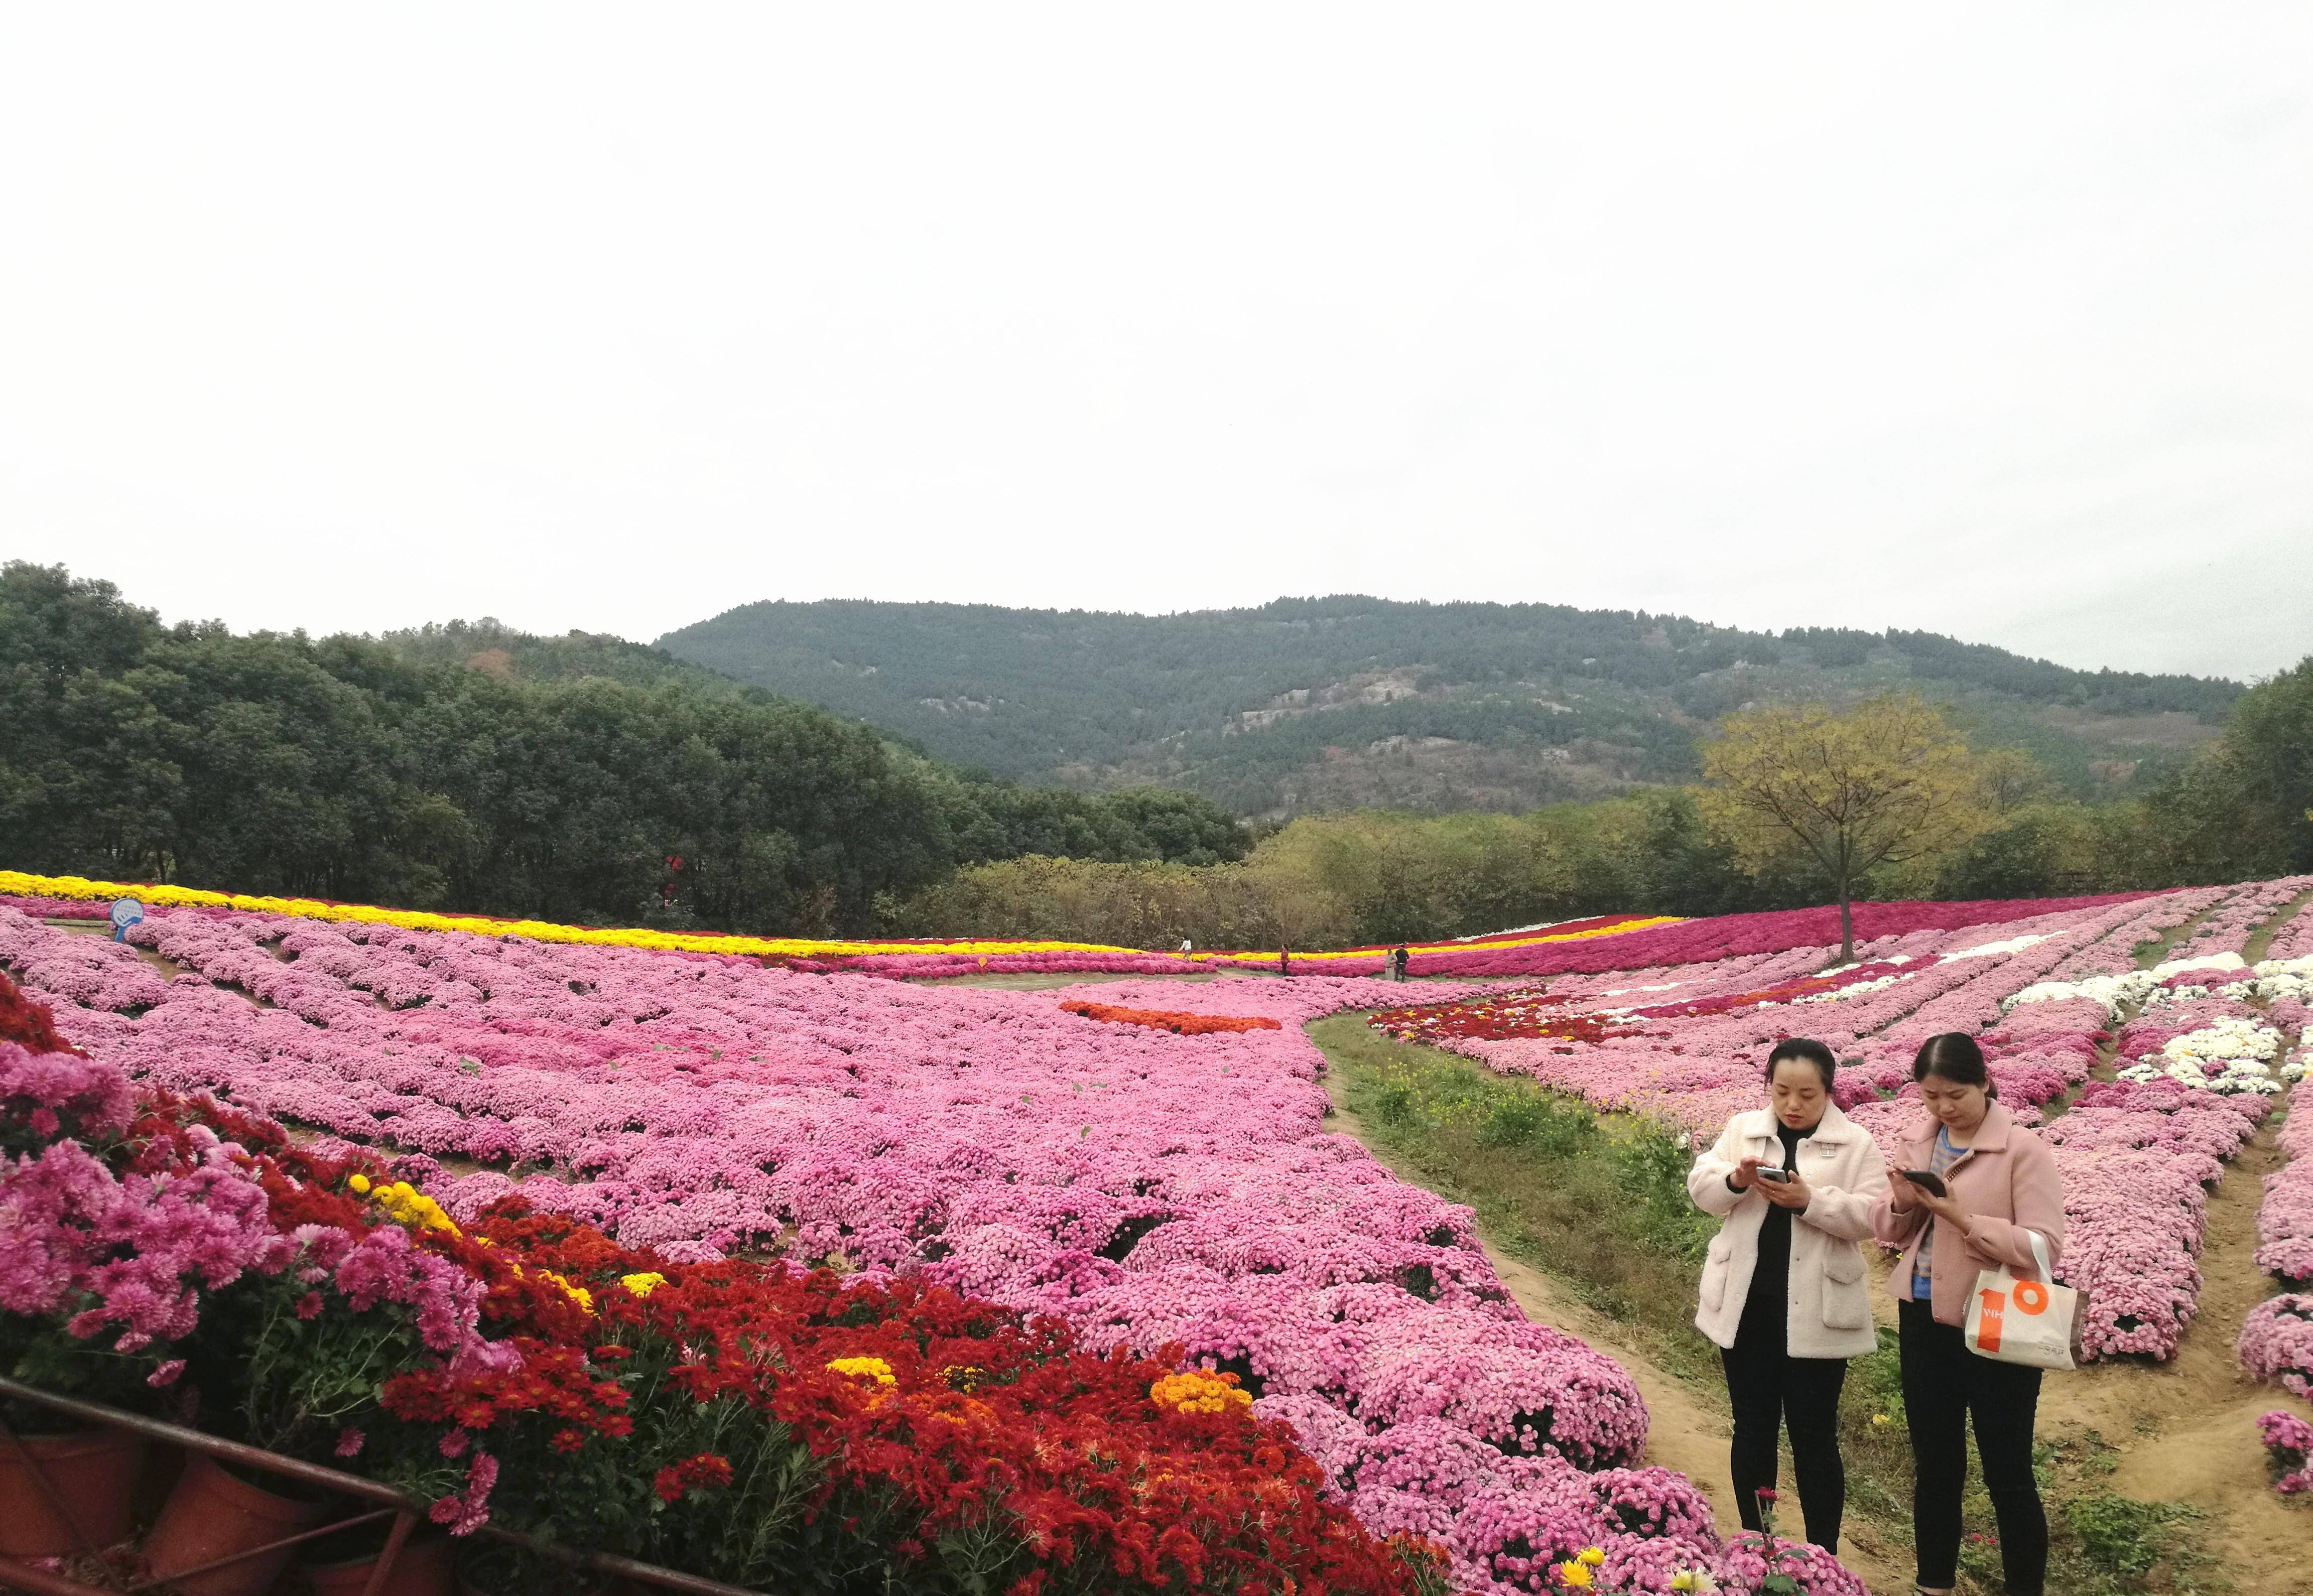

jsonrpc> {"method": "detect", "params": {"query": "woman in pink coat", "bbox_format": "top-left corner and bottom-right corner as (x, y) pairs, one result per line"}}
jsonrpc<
(1871, 1033), (2066, 1596)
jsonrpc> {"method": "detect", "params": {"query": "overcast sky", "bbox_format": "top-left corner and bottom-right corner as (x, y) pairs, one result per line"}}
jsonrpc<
(4, 6), (2307, 681)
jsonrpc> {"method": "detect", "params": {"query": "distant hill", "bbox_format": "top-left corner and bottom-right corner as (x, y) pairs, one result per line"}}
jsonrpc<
(656, 597), (2243, 818)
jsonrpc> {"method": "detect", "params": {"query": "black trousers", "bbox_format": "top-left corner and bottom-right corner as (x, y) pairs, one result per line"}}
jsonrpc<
(1897, 1299), (2047, 1595)
(1720, 1328), (1849, 1553)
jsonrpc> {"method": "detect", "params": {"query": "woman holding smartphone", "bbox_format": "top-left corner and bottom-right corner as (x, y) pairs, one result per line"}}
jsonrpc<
(1872, 1033), (2065, 1596)
(1688, 1038), (1888, 1554)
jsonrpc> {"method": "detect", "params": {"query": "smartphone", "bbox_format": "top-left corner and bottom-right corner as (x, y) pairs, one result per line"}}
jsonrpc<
(1899, 1169), (1947, 1198)
(1754, 1166), (1790, 1183)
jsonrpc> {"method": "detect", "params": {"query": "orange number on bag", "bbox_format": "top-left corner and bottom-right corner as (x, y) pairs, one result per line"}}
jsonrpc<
(1976, 1288), (2005, 1353)
(2013, 1280), (2049, 1315)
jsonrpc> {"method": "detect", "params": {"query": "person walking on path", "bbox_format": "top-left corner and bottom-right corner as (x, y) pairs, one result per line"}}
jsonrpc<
(1871, 1032), (2065, 1596)
(1688, 1038), (1888, 1556)
(1391, 946), (1409, 982)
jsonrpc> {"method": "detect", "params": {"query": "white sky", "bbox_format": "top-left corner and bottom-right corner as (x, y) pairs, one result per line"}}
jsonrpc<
(4, 6), (2308, 681)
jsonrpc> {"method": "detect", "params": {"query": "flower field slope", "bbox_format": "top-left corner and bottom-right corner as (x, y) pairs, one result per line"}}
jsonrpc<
(0, 1020), (1455, 1593)
(11, 883), (2231, 1589)
(0, 904), (1796, 1593)
(1371, 880), (2313, 1367)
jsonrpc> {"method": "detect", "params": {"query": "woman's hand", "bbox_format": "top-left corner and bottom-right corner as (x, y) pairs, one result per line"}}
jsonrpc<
(1917, 1186), (1973, 1234)
(1760, 1172), (1811, 1211)
(1887, 1175), (1921, 1213)
(1728, 1155), (1761, 1192)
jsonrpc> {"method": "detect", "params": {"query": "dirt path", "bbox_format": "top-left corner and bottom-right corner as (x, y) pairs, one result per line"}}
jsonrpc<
(1318, 1081), (1918, 1593)
(44, 916), (188, 981)
(2039, 1115), (2307, 1590)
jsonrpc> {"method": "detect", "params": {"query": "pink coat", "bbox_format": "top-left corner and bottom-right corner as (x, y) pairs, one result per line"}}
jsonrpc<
(1868, 1101), (2065, 1327)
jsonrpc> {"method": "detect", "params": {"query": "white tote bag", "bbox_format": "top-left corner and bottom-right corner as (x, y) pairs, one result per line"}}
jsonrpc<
(1963, 1230), (2080, 1371)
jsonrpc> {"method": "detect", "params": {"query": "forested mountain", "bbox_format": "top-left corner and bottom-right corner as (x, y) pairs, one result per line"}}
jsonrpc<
(0, 565), (1242, 935)
(659, 597), (2243, 818)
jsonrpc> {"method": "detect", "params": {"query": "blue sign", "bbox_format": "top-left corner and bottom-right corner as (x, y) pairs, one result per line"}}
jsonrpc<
(109, 898), (144, 943)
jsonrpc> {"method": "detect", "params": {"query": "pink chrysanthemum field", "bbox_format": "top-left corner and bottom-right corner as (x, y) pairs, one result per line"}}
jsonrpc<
(6, 870), (2312, 1592)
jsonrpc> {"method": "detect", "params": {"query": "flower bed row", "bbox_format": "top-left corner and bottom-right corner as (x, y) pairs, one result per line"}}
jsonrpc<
(1361, 893), (2170, 982)
(0, 869), (1161, 965)
(1057, 1000), (1284, 1035)
(2258, 1083), (2313, 1287)
(1386, 897), (2197, 1141)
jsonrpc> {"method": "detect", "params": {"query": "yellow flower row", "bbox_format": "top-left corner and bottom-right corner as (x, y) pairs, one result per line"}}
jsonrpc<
(1, 869), (1676, 964)
(350, 1173), (463, 1238)
(348, 1172), (600, 1313)
(1194, 914), (1686, 963)
(0, 870), (1142, 960)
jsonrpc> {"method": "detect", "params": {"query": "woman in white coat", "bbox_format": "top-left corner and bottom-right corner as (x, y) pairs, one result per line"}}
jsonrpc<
(1688, 1038), (1890, 1554)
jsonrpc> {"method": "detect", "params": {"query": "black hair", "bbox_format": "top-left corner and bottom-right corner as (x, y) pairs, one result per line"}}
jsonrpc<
(1912, 1032), (1997, 1098)
(1764, 1037), (1837, 1093)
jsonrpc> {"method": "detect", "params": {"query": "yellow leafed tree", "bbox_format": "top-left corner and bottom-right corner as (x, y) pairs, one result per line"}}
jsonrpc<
(1697, 695), (1999, 962)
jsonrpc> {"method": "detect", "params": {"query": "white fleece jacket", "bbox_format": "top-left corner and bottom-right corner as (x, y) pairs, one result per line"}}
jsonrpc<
(1686, 1103), (1890, 1359)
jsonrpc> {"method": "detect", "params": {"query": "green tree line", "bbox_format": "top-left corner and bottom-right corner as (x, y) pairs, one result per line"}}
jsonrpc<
(890, 666), (2313, 949)
(0, 565), (1244, 935)
(9, 562), (2302, 951)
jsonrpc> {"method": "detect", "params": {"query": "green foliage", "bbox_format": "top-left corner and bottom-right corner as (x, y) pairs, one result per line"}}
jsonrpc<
(1699, 694), (1999, 956)
(0, 564), (1241, 936)
(1475, 1093), (1551, 1147)
(1317, 1018), (1718, 1375)
(2145, 656), (2313, 880)
(1609, 1130), (1716, 1265)
(2053, 1495), (2210, 1593)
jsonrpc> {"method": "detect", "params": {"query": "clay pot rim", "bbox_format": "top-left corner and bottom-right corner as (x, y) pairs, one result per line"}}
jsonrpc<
(2, 1426), (143, 1454)
(174, 1449), (335, 1522)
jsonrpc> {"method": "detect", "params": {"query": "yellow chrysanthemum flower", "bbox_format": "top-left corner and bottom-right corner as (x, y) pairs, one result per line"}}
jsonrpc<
(1579, 1547), (1605, 1567)
(1148, 1370), (1253, 1415)
(368, 1180), (461, 1237)
(533, 1269), (595, 1314)
(825, 1356), (897, 1387)
(620, 1271), (667, 1297)
(1557, 1561), (1593, 1589)
(347, 1173), (370, 1194)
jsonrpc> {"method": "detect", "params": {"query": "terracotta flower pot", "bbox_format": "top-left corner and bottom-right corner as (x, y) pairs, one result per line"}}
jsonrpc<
(303, 1529), (457, 1596)
(141, 1450), (328, 1596)
(0, 1427), (145, 1556)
